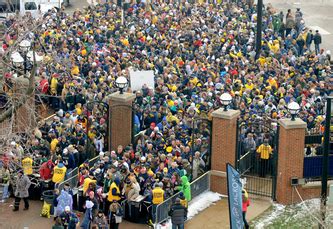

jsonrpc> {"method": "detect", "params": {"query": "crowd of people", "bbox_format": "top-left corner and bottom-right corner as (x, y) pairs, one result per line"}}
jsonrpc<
(0, 0), (332, 228)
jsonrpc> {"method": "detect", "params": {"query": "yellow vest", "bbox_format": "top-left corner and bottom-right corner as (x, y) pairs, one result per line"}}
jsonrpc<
(108, 182), (121, 202)
(52, 165), (67, 183)
(83, 177), (97, 193)
(152, 187), (164, 205)
(22, 157), (33, 175)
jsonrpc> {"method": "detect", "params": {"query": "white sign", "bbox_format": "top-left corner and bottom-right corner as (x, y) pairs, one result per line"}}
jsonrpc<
(129, 70), (155, 92)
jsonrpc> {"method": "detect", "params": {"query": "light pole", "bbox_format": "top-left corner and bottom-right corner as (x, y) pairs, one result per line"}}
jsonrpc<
(287, 102), (300, 121)
(220, 92), (232, 111)
(320, 96), (332, 228)
(18, 40), (31, 74)
(255, 0), (263, 60)
(115, 76), (128, 94)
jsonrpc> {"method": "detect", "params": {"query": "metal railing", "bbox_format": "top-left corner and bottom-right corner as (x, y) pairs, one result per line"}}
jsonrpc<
(155, 171), (211, 224)
(55, 155), (100, 191)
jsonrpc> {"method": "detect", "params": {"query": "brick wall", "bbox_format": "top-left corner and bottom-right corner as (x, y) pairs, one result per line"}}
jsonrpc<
(276, 126), (306, 204)
(210, 109), (239, 195)
(108, 97), (134, 151)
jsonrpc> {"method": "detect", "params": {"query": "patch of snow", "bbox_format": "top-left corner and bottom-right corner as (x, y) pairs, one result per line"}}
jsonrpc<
(254, 204), (285, 229)
(155, 191), (223, 229)
(187, 191), (223, 220)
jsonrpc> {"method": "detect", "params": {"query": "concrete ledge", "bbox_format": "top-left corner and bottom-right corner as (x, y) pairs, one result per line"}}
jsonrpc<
(109, 91), (136, 103)
(278, 118), (307, 130)
(210, 170), (227, 177)
(211, 108), (240, 120)
(302, 180), (333, 189)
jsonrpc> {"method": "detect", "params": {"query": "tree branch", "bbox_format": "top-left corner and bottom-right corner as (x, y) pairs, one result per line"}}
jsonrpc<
(0, 61), (36, 123)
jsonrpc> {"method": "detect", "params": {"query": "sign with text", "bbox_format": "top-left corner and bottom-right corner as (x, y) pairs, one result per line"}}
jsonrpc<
(226, 163), (244, 229)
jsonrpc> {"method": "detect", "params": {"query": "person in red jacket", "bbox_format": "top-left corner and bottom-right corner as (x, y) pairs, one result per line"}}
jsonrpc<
(242, 189), (250, 229)
(40, 160), (55, 194)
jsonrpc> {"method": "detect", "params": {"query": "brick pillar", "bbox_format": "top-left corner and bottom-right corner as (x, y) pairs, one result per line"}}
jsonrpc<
(13, 77), (35, 133)
(276, 118), (306, 205)
(108, 92), (136, 151)
(210, 108), (240, 195)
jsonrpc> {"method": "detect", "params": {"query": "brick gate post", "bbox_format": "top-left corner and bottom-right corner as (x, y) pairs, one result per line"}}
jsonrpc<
(108, 92), (136, 152)
(276, 118), (306, 205)
(210, 108), (240, 195)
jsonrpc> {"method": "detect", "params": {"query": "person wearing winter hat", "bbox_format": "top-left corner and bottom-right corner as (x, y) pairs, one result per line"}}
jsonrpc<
(80, 200), (94, 229)
(59, 206), (79, 229)
(168, 197), (187, 229)
(13, 170), (31, 211)
(148, 181), (165, 225)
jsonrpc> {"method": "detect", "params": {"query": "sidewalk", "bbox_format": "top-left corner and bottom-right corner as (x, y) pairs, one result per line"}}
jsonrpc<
(266, 0), (333, 51)
(185, 196), (272, 229)
(0, 199), (146, 229)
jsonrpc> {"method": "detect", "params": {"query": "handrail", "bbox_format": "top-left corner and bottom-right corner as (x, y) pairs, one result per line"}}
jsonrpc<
(56, 155), (100, 191)
(155, 171), (211, 225)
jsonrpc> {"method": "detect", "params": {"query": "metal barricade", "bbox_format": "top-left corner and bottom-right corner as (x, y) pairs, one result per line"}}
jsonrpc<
(155, 171), (211, 224)
(190, 171), (211, 200)
(88, 155), (99, 168)
(155, 192), (181, 224)
(56, 155), (99, 191)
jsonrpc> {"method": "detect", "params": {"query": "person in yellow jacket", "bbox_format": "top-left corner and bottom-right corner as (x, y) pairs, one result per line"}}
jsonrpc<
(256, 139), (273, 177)
(22, 155), (33, 175)
(107, 178), (121, 202)
(83, 173), (97, 194)
(148, 182), (165, 225)
(267, 40), (280, 54)
(52, 162), (67, 184)
(50, 74), (58, 95)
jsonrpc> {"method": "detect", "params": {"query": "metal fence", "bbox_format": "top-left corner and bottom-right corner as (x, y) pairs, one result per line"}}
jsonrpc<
(55, 155), (100, 191)
(155, 171), (211, 224)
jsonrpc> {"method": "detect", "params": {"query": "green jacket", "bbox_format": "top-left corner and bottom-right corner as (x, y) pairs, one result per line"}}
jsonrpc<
(179, 176), (191, 201)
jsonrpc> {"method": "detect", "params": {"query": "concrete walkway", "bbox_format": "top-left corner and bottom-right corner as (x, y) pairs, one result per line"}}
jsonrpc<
(185, 196), (272, 229)
(266, 0), (333, 51)
(0, 199), (146, 229)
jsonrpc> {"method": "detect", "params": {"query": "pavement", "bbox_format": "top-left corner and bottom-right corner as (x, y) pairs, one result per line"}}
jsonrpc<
(0, 199), (146, 229)
(186, 196), (272, 229)
(0, 196), (270, 229)
(266, 0), (333, 51)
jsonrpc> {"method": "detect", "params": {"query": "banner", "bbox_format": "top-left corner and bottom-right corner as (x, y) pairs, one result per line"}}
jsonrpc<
(129, 69), (155, 92)
(226, 163), (244, 229)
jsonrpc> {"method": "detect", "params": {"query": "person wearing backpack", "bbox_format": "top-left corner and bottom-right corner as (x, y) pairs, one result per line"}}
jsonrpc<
(168, 198), (188, 229)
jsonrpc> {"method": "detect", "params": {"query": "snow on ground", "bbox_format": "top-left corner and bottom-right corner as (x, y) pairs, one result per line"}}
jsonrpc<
(187, 191), (224, 220)
(253, 198), (333, 228)
(155, 191), (223, 229)
(254, 204), (286, 229)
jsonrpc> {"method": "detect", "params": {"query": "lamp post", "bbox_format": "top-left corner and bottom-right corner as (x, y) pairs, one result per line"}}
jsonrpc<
(320, 96), (332, 228)
(18, 40), (31, 74)
(220, 92), (232, 111)
(255, 0), (263, 60)
(287, 102), (300, 121)
(11, 52), (24, 70)
(115, 76), (128, 94)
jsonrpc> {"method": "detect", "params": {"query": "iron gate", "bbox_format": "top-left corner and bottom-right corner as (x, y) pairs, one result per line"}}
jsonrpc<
(235, 117), (279, 199)
(191, 118), (212, 173)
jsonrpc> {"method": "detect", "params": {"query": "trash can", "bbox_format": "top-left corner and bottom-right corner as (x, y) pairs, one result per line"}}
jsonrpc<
(42, 190), (54, 214)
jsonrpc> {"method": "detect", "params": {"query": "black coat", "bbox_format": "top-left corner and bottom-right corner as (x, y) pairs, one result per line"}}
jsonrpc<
(168, 203), (187, 225)
(313, 34), (322, 44)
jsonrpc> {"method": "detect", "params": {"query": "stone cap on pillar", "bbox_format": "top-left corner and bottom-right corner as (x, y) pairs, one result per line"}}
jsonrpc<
(109, 91), (136, 103)
(211, 108), (240, 120)
(278, 118), (307, 130)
